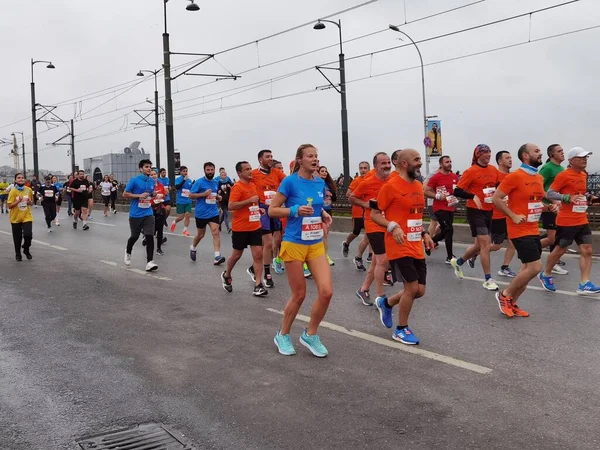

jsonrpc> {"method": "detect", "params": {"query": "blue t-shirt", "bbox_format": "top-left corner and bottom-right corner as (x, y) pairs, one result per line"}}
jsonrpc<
(278, 174), (326, 245)
(125, 174), (155, 218)
(191, 177), (220, 219)
(157, 176), (170, 201)
(54, 182), (64, 192)
(175, 175), (193, 205)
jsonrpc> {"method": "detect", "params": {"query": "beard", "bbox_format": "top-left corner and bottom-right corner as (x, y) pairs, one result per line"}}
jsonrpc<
(531, 158), (543, 168)
(205, 173), (214, 180)
(407, 166), (421, 180)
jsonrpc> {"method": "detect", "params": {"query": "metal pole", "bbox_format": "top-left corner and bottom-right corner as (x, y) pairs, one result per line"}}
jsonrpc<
(154, 85), (161, 170)
(22, 140), (26, 176)
(70, 119), (75, 175)
(31, 77), (39, 180)
(420, 62), (429, 177)
(163, 2), (175, 189)
(337, 20), (350, 190)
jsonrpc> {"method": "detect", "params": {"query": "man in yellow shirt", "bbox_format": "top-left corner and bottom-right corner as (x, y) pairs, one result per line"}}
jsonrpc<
(7, 173), (34, 261)
(0, 176), (10, 214)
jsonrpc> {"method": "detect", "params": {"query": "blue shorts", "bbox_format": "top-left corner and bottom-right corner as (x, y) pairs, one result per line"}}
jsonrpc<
(0, 194), (7, 201)
(260, 205), (282, 235)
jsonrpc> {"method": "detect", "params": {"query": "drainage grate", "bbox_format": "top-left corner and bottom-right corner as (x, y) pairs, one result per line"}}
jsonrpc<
(77, 423), (194, 450)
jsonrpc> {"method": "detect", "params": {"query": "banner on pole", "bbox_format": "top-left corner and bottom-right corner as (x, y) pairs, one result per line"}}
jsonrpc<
(174, 151), (181, 175)
(424, 119), (442, 158)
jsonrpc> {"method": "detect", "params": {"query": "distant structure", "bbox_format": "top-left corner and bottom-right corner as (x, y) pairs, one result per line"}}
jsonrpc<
(83, 141), (148, 184)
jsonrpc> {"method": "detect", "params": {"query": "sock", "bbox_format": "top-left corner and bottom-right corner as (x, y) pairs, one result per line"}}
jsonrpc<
(215, 251), (220, 257)
(384, 298), (392, 309)
(485, 273), (491, 281)
(190, 245), (196, 251)
(456, 257), (465, 266)
(396, 325), (408, 331)
(264, 264), (271, 275)
(83, 221), (87, 226)
(183, 226), (188, 231)
(501, 265), (509, 270)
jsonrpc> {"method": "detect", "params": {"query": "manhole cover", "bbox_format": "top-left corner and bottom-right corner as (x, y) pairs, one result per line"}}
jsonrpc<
(76, 423), (194, 449)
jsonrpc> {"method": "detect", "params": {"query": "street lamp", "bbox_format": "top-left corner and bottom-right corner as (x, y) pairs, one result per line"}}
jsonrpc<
(137, 69), (162, 169)
(314, 19), (350, 189)
(31, 59), (55, 181)
(11, 132), (25, 175)
(388, 24), (430, 176)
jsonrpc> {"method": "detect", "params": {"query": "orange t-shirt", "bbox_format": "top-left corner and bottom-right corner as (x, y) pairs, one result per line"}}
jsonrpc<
(352, 175), (388, 233)
(492, 170), (509, 220)
(497, 170), (545, 239)
(229, 181), (262, 232)
(376, 176), (425, 260)
(456, 164), (499, 211)
(348, 175), (365, 218)
(551, 169), (589, 227)
(251, 168), (286, 205)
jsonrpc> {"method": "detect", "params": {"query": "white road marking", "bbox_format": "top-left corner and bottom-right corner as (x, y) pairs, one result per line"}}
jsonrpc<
(99, 260), (172, 281)
(461, 275), (580, 298)
(266, 308), (492, 375)
(84, 221), (116, 227)
(0, 230), (68, 251)
(163, 232), (192, 238)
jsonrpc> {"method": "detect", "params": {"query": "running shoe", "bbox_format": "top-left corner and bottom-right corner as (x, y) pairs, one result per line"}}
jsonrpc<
(353, 256), (366, 271)
(162, 237), (167, 244)
(467, 256), (477, 269)
(494, 291), (515, 318)
(124, 253), (131, 266)
(274, 330), (296, 356)
(356, 289), (373, 306)
(375, 296), (393, 328)
(366, 253), (373, 263)
(82, 224), (89, 231)
(511, 303), (530, 317)
(253, 283), (268, 297)
(539, 272), (556, 292)
(392, 326), (419, 345)
(88, 216), (93, 220)
(15, 254), (22, 262)
(55, 219), (60, 226)
(182, 229), (190, 237)
(72, 221), (77, 230)
(113, 209), (117, 214)
(576, 281), (600, 296)
(263, 273), (274, 288)
(557, 259), (567, 265)
(498, 267), (517, 278)
(272, 257), (285, 274)
(156, 249), (164, 256)
(221, 271), (233, 293)
(23, 251), (32, 260)
(299, 329), (328, 357)
(551, 264), (568, 275)
(145, 261), (158, 272)
(383, 270), (393, 286)
(170, 220), (176, 232)
(342, 241), (349, 257)
(303, 263), (312, 278)
(327, 255), (335, 266)
(190, 247), (197, 262)
(482, 279), (499, 291)
(450, 258), (464, 279)
(247, 266), (256, 282)
(445, 256), (455, 265)
(47, 228), (52, 233)
(214, 255), (225, 265)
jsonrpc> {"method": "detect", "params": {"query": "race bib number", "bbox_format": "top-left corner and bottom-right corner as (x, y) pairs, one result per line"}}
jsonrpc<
(264, 190), (276, 206)
(102, 190), (110, 196)
(483, 187), (496, 204)
(249, 205), (260, 222)
(66, 187), (72, 193)
(181, 189), (190, 198)
(205, 193), (217, 204)
(573, 198), (588, 213)
(18, 200), (28, 211)
(406, 219), (423, 242)
(138, 199), (152, 209)
(446, 195), (459, 207)
(44, 190), (54, 198)
(301, 217), (323, 241)
(527, 202), (543, 222)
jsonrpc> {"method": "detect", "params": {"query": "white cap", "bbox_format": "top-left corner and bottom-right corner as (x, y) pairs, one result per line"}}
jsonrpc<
(567, 147), (592, 159)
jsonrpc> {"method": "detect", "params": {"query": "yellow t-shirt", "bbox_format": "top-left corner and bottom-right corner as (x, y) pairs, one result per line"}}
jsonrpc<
(7, 186), (34, 223)
(0, 182), (9, 195)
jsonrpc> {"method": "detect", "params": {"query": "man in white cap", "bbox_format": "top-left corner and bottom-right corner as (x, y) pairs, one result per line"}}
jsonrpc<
(539, 147), (600, 295)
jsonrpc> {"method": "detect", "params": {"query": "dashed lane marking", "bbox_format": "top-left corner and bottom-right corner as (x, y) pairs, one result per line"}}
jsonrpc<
(99, 260), (172, 281)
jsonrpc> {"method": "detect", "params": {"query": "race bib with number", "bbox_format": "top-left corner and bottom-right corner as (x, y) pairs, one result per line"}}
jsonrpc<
(301, 217), (324, 241)
(181, 189), (190, 198)
(249, 205), (260, 222)
(483, 187), (496, 204)
(527, 202), (543, 222)
(138, 199), (152, 209)
(572, 198), (588, 213)
(44, 190), (54, 198)
(406, 219), (423, 242)
(264, 190), (276, 206)
(446, 195), (459, 207)
(205, 193), (217, 204)
(18, 200), (28, 211)
(102, 190), (110, 196)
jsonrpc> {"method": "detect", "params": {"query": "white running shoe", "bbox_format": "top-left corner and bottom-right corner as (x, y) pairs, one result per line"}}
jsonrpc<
(146, 261), (158, 272)
(482, 279), (499, 291)
(551, 264), (568, 275)
(124, 253), (131, 266)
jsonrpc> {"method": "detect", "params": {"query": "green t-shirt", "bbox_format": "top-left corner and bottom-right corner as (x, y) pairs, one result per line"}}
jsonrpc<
(539, 161), (564, 203)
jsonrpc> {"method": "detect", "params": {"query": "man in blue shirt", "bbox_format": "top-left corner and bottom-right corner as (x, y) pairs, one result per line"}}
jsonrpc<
(170, 165), (193, 236)
(189, 162), (226, 265)
(158, 168), (171, 225)
(123, 159), (158, 272)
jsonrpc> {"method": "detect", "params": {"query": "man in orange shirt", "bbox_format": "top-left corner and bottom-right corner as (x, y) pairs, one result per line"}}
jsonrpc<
(221, 161), (268, 297)
(342, 161), (371, 270)
(350, 153), (391, 306)
(539, 147), (600, 295)
(372, 149), (433, 345)
(492, 143), (553, 317)
(450, 144), (500, 291)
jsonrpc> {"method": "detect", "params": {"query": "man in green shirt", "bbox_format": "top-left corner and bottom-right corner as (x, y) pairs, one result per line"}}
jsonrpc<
(539, 144), (568, 275)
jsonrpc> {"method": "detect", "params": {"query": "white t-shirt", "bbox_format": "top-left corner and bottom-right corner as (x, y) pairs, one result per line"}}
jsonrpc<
(100, 182), (112, 196)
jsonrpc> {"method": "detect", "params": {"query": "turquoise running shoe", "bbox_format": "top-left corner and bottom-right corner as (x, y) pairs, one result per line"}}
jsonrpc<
(274, 330), (296, 356)
(299, 329), (328, 357)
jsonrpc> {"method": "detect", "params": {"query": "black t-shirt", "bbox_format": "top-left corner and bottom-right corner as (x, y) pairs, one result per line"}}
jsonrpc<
(110, 180), (119, 196)
(38, 185), (58, 204)
(217, 178), (234, 207)
(70, 179), (91, 200)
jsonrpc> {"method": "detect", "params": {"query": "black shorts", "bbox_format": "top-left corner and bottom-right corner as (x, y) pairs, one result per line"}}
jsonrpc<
(164, 199), (171, 206)
(540, 211), (557, 231)
(129, 215), (155, 237)
(232, 229), (263, 250)
(466, 208), (492, 237)
(56, 195), (62, 206)
(367, 232), (386, 255)
(390, 257), (427, 285)
(352, 217), (365, 235)
(491, 218), (508, 244)
(511, 235), (542, 264)
(427, 205), (437, 221)
(72, 196), (88, 210)
(102, 195), (110, 207)
(555, 224), (592, 248)
(195, 215), (220, 229)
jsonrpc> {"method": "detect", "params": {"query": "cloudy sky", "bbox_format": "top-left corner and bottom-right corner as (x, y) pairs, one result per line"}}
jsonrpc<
(1, 0), (599, 179)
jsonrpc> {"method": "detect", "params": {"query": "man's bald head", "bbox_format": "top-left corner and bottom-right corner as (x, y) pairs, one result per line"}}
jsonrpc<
(396, 148), (422, 180)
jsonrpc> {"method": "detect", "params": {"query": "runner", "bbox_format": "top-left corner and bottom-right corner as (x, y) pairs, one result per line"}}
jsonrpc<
(51, 175), (63, 226)
(271, 161), (286, 275)
(270, 143), (333, 357)
(188, 162), (226, 265)
(123, 159), (158, 271)
(0, 176), (9, 213)
(37, 176), (58, 232)
(273, 160), (284, 172)
(249, 149), (286, 288)
(492, 143), (550, 317)
(489, 151), (518, 277)
(539, 144), (568, 275)
(157, 168), (171, 222)
(99, 175), (112, 217)
(350, 152), (392, 306)
(150, 168), (166, 256)
(451, 144), (499, 291)
(342, 161), (371, 271)
(109, 174), (119, 214)
(29, 175), (41, 208)
(86, 175), (95, 219)
(64, 174), (74, 216)
(318, 165), (337, 266)
(70, 170), (91, 231)
(7, 173), (34, 261)
(424, 155), (460, 263)
(373, 149), (433, 345)
(170, 165), (193, 236)
(220, 161), (268, 296)
(217, 167), (234, 233)
(539, 147), (600, 295)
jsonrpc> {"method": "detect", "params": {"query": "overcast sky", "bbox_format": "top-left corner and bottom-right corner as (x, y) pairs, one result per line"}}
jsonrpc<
(1, 0), (599, 179)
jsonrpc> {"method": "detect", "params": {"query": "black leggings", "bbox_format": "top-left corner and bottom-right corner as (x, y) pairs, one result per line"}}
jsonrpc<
(432, 210), (454, 259)
(42, 202), (57, 227)
(11, 221), (32, 256)
(110, 192), (117, 210)
(154, 212), (165, 250)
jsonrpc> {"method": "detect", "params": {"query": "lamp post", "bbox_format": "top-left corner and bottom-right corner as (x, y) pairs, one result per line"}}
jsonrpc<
(388, 25), (430, 176)
(137, 69), (162, 169)
(31, 59), (55, 181)
(163, 0), (200, 188)
(314, 19), (350, 189)
(11, 132), (25, 175)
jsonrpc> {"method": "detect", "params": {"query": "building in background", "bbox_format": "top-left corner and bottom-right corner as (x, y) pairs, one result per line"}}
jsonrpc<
(83, 141), (148, 185)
